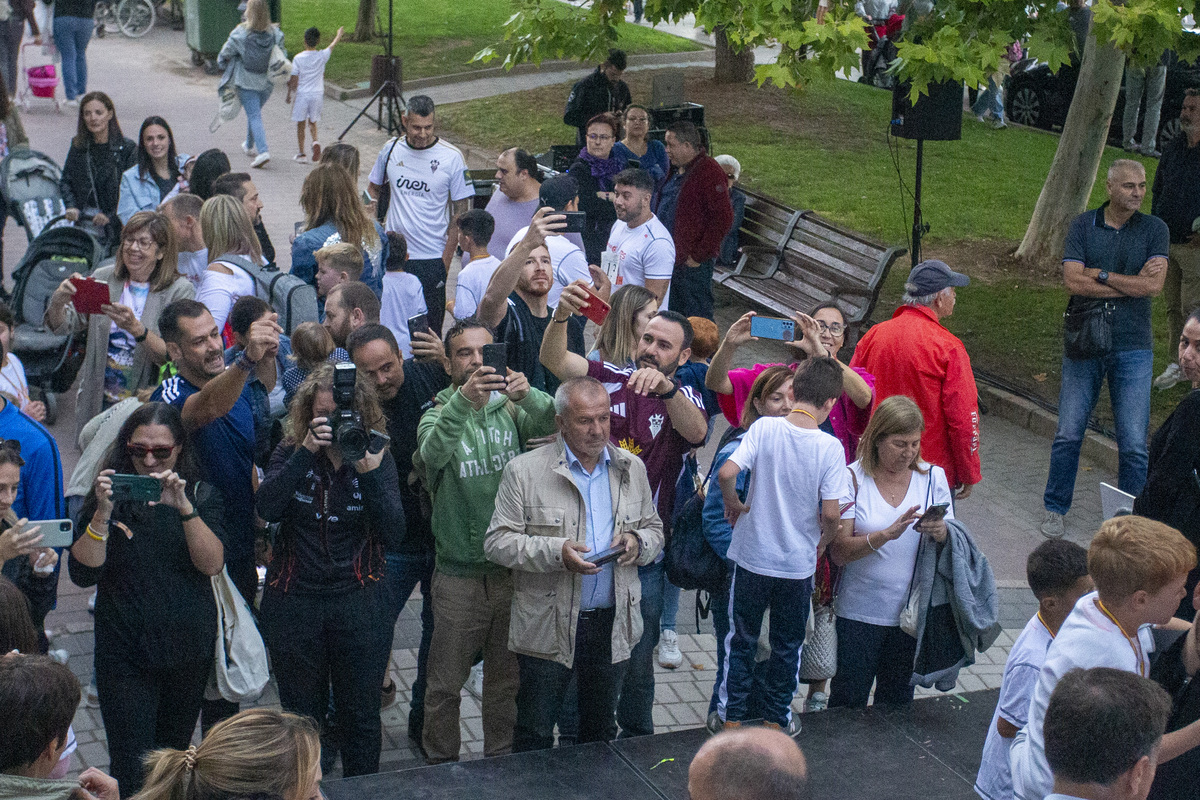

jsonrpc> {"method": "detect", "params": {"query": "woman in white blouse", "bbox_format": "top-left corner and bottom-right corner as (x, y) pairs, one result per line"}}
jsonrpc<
(828, 395), (952, 708)
(196, 195), (261, 340)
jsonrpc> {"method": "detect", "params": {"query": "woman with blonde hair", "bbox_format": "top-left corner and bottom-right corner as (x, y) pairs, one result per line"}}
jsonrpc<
(829, 395), (953, 709)
(46, 211), (194, 442)
(196, 195), (262, 338)
(134, 709), (322, 800)
(589, 284), (657, 366)
(257, 365), (404, 776)
(292, 163), (386, 296)
(217, 0), (284, 169)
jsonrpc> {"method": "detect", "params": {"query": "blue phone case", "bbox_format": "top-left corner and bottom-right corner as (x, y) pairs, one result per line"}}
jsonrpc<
(750, 316), (795, 342)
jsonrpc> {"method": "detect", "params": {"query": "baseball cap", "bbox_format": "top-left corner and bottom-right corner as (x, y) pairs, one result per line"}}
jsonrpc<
(538, 175), (579, 211)
(906, 260), (970, 295)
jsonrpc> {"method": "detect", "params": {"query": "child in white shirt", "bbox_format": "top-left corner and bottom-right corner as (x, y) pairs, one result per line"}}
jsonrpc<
(379, 231), (427, 359)
(287, 25), (343, 163)
(452, 209), (500, 320)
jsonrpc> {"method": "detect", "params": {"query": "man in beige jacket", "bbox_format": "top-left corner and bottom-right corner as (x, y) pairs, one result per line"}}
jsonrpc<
(484, 375), (664, 752)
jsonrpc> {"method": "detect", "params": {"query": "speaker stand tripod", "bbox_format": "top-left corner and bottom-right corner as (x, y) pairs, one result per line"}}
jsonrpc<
(910, 138), (930, 266)
(339, 0), (404, 140)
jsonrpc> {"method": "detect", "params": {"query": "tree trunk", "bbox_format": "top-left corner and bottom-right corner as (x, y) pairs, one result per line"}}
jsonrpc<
(714, 26), (755, 84)
(351, 0), (378, 43)
(1015, 34), (1125, 264)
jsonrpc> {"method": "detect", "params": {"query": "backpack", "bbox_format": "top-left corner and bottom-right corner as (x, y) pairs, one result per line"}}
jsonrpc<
(563, 78), (587, 129)
(664, 452), (729, 594)
(375, 137), (401, 224)
(241, 32), (273, 75)
(219, 255), (318, 335)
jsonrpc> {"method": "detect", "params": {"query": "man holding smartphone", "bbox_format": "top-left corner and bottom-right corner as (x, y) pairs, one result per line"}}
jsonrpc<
(485, 375), (664, 751)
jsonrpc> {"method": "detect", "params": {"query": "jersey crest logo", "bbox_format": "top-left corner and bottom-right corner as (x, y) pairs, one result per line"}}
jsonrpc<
(617, 437), (642, 456)
(430, 159), (440, 172)
(648, 413), (664, 438)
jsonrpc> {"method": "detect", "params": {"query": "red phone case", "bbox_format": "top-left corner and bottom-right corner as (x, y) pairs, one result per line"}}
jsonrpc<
(70, 277), (110, 315)
(580, 289), (611, 325)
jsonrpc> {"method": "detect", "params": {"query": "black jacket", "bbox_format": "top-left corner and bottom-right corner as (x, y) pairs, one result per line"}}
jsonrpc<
(563, 67), (632, 132)
(60, 136), (137, 237)
(258, 443), (405, 594)
(568, 158), (621, 264)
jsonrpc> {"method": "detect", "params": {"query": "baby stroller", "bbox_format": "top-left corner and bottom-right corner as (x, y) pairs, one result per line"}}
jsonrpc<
(9, 223), (104, 423)
(0, 147), (69, 243)
(16, 42), (60, 112)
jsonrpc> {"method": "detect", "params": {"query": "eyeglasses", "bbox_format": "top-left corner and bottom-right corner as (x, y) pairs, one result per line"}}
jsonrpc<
(124, 236), (157, 251)
(0, 439), (20, 455)
(587, 133), (613, 142)
(126, 443), (177, 460)
(816, 321), (846, 336)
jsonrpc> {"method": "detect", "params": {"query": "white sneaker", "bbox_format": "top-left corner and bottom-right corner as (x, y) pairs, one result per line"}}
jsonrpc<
(464, 662), (484, 699)
(48, 648), (70, 665)
(242, 140), (257, 157)
(64, 99), (79, 108)
(1040, 510), (1065, 539)
(657, 628), (683, 669)
(1155, 362), (1184, 390)
(293, 153), (307, 163)
(251, 152), (270, 168)
(805, 691), (828, 712)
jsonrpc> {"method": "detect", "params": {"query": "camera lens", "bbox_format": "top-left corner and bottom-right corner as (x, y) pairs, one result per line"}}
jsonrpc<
(336, 424), (369, 462)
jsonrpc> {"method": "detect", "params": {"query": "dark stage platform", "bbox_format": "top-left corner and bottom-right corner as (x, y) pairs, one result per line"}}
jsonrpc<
(324, 689), (1000, 800)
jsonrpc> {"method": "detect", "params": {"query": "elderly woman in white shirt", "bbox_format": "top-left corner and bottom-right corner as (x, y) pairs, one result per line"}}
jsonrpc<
(829, 394), (952, 708)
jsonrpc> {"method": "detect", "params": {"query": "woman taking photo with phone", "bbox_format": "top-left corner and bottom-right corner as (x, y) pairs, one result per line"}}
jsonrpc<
(46, 211), (194, 444)
(257, 364), (404, 777)
(827, 395), (952, 709)
(69, 402), (226, 796)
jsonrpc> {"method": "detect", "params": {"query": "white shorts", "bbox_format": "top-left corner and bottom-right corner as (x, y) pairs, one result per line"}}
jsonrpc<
(291, 92), (323, 123)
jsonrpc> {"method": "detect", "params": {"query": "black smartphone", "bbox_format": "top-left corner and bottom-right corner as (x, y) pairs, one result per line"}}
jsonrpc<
(110, 474), (161, 503)
(407, 313), (430, 337)
(590, 545), (626, 567)
(561, 211), (587, 234)
(918, 502), (950, 526)
(368, 429), (391, 455)
(481, 343), (507, 377)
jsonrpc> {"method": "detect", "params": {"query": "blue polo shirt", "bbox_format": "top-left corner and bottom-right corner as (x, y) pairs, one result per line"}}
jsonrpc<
(1062, 204), (1169, 352)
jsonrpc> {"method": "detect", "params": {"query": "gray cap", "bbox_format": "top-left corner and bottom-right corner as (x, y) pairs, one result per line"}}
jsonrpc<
(906, 259), (970, 295)
(538, 175), (579, 211)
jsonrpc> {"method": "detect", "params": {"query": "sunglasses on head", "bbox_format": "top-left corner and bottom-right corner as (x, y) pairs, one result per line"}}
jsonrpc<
(126, 443), (177, 460)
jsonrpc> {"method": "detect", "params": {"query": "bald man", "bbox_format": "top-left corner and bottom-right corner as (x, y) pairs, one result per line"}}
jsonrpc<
(687, 727), (810, 800)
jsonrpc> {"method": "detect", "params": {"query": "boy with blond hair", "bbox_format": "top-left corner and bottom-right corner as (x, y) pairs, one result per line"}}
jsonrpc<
(314, 241), (365, 300)
(1012, 516), (1200, 800)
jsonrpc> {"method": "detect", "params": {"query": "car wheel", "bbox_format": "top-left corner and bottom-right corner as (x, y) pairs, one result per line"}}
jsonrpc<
(1009, 85), (1043, 128)
(1159, 117), (1183, 147)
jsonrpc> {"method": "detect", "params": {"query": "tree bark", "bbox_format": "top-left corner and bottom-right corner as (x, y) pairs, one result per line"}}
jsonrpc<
(714, 26), (755, 84)
(1015, 34), (1125, 264)
(351, 0), (378, 43)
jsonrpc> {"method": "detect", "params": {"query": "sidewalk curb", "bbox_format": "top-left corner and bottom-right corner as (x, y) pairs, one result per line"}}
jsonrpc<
(978, 382), (1119, 476)
(324, 50), (715, 101)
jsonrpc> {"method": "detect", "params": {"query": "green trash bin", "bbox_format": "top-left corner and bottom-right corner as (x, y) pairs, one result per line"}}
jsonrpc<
(185, 0), (243, 64)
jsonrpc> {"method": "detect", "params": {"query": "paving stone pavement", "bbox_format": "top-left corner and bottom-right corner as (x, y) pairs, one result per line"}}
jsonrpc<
(12, 19), (1121, 783)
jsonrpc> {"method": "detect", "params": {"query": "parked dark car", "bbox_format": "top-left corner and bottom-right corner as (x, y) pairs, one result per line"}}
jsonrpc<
(1005, 49), (1200, 146)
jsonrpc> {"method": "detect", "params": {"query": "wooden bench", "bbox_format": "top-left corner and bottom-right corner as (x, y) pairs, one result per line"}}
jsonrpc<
(714, 189), (906, 326)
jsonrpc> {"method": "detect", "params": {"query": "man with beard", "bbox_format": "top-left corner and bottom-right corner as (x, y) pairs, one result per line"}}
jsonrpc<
(505, 175), (596, 308)
(478, 208), (587, 396)
(211, 172), (274, 267)
(603, 168), (675, 306)
(323, 281), (381, 350)
(541, 291), (707, 738)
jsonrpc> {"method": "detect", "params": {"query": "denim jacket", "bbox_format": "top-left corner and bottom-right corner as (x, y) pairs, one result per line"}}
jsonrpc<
(291, 220), (387, 297)
(117, 154), (190, 224)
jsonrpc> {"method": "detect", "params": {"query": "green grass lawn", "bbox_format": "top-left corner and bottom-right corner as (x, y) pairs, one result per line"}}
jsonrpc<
(437, 68), (1189, 429)
(280, 0), (704, 86)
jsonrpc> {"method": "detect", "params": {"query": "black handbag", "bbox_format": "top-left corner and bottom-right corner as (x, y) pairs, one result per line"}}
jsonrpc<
(1062, 297), (1115, 360)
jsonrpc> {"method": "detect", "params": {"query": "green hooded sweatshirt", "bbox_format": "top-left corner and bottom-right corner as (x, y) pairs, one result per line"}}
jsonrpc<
(417, 385), (556, 576)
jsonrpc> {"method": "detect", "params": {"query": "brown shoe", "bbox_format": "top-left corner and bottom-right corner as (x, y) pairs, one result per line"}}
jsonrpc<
(312, 141), (322, 162)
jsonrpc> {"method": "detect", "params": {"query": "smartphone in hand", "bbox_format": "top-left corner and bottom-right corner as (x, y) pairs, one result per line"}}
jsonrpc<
(917, 503), (950, 527)
(70, 277), (109, 315)
(749, 316), (795, 342)
(481, 343), (507, 377)
(578, 286), (611, 325)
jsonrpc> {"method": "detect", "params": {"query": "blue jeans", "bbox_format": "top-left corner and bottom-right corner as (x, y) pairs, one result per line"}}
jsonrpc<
(53, 15), (92, 100)
(828, 617), (917, 708)
(239, 86), (273, 154)
(615, 560), (664, 738)
(972, 76), (1004, 123)
(384, 551), (434, 736)
(661, 572), (680, 631)
(1043, 349), (1152, 514)
(719, 565), (812, 726)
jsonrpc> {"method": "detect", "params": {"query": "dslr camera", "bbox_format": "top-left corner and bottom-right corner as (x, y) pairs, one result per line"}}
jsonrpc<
(331, 363), (369, 461)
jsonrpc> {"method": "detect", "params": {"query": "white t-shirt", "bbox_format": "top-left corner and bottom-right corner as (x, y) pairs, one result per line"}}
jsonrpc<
(290, 48), (332, 96)
(836, 461), (953, 626)
(484, 191), (586, 260)
(506, 227), (591, 308)
(975, 613), (1055, 800)
(726, 417), (849, 580)
(368, 137), (472, 260)
(178, 248), (209, 290)
(1010, 591), (1155, 800)
(603, 215), (675, 303)
(0, 352), (30, 408)
(197, 260), (257, 333)
(380, 271), (428, 359)
(454, 254), (502, 319)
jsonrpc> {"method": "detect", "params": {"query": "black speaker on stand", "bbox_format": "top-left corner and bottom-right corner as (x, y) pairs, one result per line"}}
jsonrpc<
(890, 79), (963, 265)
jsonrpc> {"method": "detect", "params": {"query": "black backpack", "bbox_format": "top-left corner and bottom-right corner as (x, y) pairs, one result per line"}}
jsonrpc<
(664, 451), (729, 594)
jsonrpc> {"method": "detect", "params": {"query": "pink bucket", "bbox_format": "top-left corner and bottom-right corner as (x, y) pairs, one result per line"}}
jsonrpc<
(27, 64), (56, 98)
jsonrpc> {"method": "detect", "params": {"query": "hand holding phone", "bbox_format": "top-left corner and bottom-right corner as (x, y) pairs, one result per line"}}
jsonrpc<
(70, 277), (110, 315)
(578, 285), (611, 325)
(29, 519), (73, 549)
(110, 474), (162, 503)
(917, 503), (950, 527)
(407, 313), (430, 337)
(589, 545), (626, 567)
(481, 343), (507, 376)
(749, 316), (796, 342)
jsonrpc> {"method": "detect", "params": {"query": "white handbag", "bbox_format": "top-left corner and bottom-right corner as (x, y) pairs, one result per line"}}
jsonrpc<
(267, 43), (292, 86)
(207, 566), (269, 703)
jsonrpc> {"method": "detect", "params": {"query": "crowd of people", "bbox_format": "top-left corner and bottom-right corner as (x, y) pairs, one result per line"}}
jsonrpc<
(0, 13), (1198, 800)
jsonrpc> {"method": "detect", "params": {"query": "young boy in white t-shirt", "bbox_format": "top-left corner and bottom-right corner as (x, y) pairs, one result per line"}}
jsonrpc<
(452, 209), (501, 320)
(1011, 516), (1200, 800)
(716, 356), (849, 733)
(378, 231), (427, 358)
(974, 539), (1092, 800)
(287, 25), (343, 163)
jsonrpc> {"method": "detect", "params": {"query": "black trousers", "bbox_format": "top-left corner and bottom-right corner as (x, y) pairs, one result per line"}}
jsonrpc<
(95, 654), (210, 796)
(261, 581), (393, 777)
(668, 259), (716, 320)
(406, 257), (448, 335)
(513, 607), (628, 752)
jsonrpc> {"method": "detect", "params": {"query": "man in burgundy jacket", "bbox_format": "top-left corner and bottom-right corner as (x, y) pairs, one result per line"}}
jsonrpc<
(657, 121), (734, 320)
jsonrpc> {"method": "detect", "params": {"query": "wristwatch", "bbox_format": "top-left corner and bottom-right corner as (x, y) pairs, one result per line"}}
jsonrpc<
(655, 379), (680, 401)
(1096, 270), (1110, 284)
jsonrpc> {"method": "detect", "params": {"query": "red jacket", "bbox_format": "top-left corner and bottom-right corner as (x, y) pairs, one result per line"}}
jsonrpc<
(670, 152), (734, 265)
(849, 304), (982, 489)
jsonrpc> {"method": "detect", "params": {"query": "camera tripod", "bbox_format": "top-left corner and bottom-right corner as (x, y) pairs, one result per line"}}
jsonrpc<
(339, 0), (405, 140)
